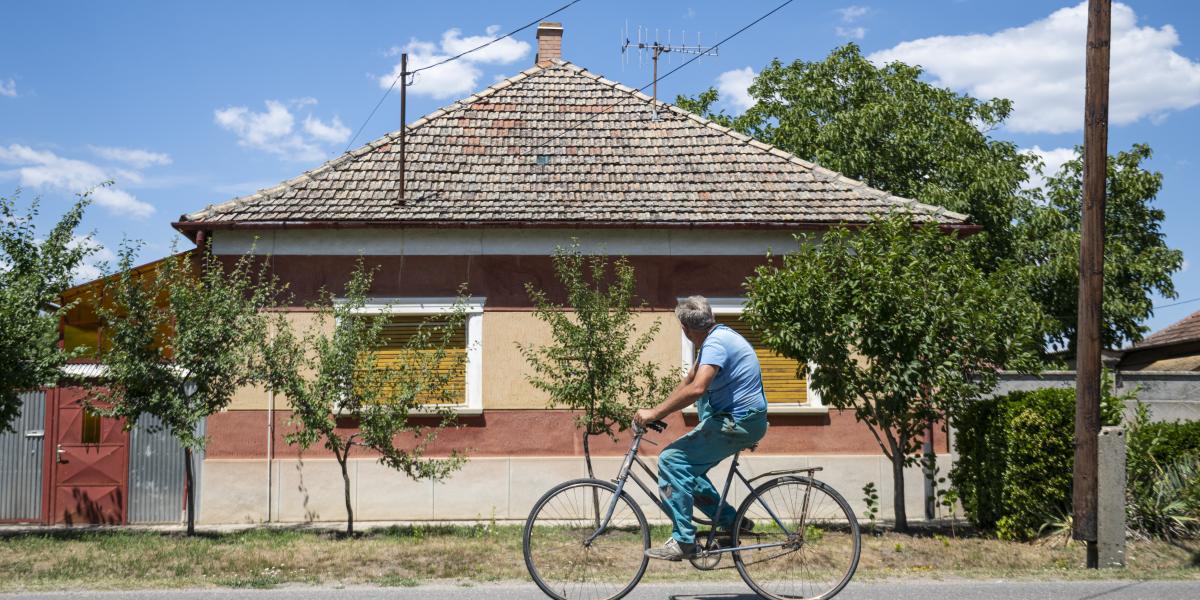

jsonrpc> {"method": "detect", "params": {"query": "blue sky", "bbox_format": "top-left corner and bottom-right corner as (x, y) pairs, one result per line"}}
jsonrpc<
(2, 1), (1197, 336)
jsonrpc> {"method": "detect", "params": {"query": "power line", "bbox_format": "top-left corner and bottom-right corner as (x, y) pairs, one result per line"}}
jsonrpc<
(522, 0), (797, 154)
(342, 0), (586, 153)
(1155, 296), (1200, 310)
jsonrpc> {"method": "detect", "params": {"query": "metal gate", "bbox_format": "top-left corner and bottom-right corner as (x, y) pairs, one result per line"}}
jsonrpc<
(127, 415), (203, 523)
(0, 391), (46, 522)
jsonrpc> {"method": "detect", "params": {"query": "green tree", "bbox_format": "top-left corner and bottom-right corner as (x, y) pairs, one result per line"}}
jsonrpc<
(1021, 144), (1183, 351)
(677, 44), (1036, 272)
(0, 191), (94, 432)
(520, 246), (674, 479)
(91, 244), (280, 535)
(262, 260), (469, 535)
(742, 217), (1042, 530)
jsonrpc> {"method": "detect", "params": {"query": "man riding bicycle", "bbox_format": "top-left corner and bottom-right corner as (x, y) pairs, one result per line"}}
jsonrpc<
(633, 295), (769, 561)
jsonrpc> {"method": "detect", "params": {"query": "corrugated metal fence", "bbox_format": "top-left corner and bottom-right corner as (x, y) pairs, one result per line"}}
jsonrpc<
(127, 416), (204, 524)
(0, 391), (45, 521)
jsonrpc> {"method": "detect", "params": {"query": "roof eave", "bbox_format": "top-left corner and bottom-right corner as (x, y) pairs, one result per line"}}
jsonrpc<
(172, 219), (981, 234)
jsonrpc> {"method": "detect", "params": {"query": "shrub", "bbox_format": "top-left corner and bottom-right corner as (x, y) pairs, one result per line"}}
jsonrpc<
(1127, 402), (1200, 539)
(950, 385), (1123, 541)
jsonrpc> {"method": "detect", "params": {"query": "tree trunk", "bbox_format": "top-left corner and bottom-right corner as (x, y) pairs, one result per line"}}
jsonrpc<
(891, 450), (908, 532)
(583, 431), (601, 527)
(337, 450), (354, 535)
(184, 447), (195, 536)
(582, 431), (595, 479)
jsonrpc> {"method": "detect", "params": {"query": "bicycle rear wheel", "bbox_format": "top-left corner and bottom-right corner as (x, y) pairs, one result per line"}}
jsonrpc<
(732, 476), (861, 600)
(523, 478), (650, 600)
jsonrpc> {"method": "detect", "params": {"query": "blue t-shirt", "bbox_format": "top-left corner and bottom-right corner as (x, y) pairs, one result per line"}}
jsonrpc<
(696, 324), (767, 420)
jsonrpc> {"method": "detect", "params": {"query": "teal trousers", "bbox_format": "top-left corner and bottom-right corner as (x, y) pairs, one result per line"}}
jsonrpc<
(657, 406), (768, 544)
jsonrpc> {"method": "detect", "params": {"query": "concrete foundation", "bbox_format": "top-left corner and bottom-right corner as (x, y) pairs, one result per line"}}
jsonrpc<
(198, 454), (952, 525)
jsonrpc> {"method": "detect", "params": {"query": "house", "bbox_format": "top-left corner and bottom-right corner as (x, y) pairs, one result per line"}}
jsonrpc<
(16, 23), (972, 526)
(992, 310), (1200, 425)
(1118, 309), (1200, 371)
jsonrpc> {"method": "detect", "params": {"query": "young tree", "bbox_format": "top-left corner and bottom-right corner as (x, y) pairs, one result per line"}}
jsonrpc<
(262, 261), (468, 535)
(91, 244), (280, 534)
(676, 44), (1037, 272)
(1021, 144), (1183, 351)
(742, 217), (1042, 530)
(0, 191), (94, 432)
(520, 246), (674, 479)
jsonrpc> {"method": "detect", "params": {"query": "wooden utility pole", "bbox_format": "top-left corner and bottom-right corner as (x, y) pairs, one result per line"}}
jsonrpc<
(1073, 0), (1110, 569)
(399, 52), (408, 204)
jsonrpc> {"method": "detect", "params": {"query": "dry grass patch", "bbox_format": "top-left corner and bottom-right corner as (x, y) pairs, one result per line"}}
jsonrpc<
(0, 525), (1196, 592)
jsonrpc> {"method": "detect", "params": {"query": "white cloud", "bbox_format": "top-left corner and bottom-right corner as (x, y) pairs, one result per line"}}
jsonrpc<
(836, 26), (866, 40)
(0, 78), (16, 98)
(717, 67), (756, 112)
(0, 144), (155, 217)
(214, 99), (347, 162)
(838, 6), (869, 22)
(69, 236), (116, 282)
(1021, 146), (1077, 190)
(303, 114), (350, 145)
(88, 145), (172, 168)
(380, 25), (531, 100)
(869, 2), (1200, 134)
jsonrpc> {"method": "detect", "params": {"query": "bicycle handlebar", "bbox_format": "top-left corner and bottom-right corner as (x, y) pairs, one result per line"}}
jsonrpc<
(635, 419), (668, 434)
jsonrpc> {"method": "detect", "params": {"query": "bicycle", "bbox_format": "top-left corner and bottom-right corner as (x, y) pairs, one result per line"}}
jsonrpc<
(522, 419), (861, 600)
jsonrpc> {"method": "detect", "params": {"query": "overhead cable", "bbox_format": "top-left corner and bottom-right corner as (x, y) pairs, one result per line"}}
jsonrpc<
(343, 0), (586, 152)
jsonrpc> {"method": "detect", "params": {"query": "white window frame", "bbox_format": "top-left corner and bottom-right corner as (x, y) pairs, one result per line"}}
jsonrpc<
(679, 297), (826, 415)
(345, 296), (485, 415)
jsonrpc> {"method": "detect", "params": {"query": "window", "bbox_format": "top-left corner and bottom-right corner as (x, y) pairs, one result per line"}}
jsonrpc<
(349, 298), (485, 414)
(680, 297), (824, 414)
(374, 315), (467, 404)
(81, 409), (101, 444)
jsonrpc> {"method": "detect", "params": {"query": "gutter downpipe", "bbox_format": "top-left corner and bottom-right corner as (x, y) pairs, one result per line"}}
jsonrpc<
(267, 390), (275, 522)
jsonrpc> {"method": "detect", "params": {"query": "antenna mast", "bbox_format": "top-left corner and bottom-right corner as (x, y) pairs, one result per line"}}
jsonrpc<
(621, 26), (717, 118)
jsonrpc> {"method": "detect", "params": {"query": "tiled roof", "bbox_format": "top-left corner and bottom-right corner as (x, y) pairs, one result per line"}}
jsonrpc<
(1133, 310), (1200, 349)
(179, 61), (970, 228)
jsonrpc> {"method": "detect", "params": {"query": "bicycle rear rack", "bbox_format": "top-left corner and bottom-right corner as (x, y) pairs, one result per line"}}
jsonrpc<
(747, 466), (823, 485)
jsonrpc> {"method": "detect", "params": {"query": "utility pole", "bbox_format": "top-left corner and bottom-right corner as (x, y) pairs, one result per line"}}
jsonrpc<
(399, 52), (408, 204)
(1073, 0), (1110, 569)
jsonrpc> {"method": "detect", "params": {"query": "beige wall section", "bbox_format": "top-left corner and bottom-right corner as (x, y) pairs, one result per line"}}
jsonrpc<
(226, 311), (329, 411)
(227, 310), (681, 411)
(199, 454), (952, 524)
(483, 311), (683, 409)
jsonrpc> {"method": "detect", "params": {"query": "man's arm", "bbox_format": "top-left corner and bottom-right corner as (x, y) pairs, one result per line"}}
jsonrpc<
(634, 364), (718, 425)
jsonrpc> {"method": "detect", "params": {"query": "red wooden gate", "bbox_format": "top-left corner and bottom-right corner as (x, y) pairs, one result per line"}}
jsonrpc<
(46, 388), (129, 524)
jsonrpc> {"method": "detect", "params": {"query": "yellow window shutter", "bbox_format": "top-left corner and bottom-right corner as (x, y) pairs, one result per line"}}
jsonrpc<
(724, 318), (808, 405)
(370, 315), (467, 404)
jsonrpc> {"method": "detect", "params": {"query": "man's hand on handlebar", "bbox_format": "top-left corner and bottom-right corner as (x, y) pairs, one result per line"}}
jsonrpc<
(633, 408), (657, 427)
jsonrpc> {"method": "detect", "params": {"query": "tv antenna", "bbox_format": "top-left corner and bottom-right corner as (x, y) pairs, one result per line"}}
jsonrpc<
(621, 24), (718, 118)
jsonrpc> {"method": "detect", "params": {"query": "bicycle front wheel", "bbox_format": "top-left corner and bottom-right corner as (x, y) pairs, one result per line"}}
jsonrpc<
(523, 478), (650, 600)
(732, 476), (861, 600)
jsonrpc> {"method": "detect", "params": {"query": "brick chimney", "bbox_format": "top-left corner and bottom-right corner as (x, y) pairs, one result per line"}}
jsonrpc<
(536, 22), (563, 66)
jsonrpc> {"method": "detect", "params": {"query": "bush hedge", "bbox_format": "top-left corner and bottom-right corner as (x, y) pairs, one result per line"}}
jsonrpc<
(950, 386), (1123, 541)
(1129, 414), (1200, 471)
(1126, 403), (1200, 538)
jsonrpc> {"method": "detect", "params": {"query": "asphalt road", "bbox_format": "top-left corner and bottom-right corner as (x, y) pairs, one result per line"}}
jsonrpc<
(5, 581), (1200, 600)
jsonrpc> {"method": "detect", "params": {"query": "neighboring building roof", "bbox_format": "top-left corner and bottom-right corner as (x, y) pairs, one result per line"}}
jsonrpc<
(1116, 309), (1200, 372)
(176, 60), (970, 232)
(1132, 310), (1200, 350)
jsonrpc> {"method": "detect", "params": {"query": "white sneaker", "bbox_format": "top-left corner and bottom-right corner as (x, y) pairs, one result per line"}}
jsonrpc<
(644, 538), (697, 561)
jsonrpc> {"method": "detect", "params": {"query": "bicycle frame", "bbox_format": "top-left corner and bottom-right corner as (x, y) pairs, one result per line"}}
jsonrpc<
(584, 423), (822, 557)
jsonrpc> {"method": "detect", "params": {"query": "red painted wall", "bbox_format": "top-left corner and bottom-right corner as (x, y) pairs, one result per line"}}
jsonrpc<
(206, 409), (950, 459)
(229, 254), (775, 308)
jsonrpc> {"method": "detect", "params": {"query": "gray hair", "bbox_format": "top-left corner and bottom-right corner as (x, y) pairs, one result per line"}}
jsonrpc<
(675, 296), (716, 331)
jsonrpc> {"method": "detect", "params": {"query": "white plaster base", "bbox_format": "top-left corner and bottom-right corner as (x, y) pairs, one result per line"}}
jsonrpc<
(198, 454), (955, 525)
